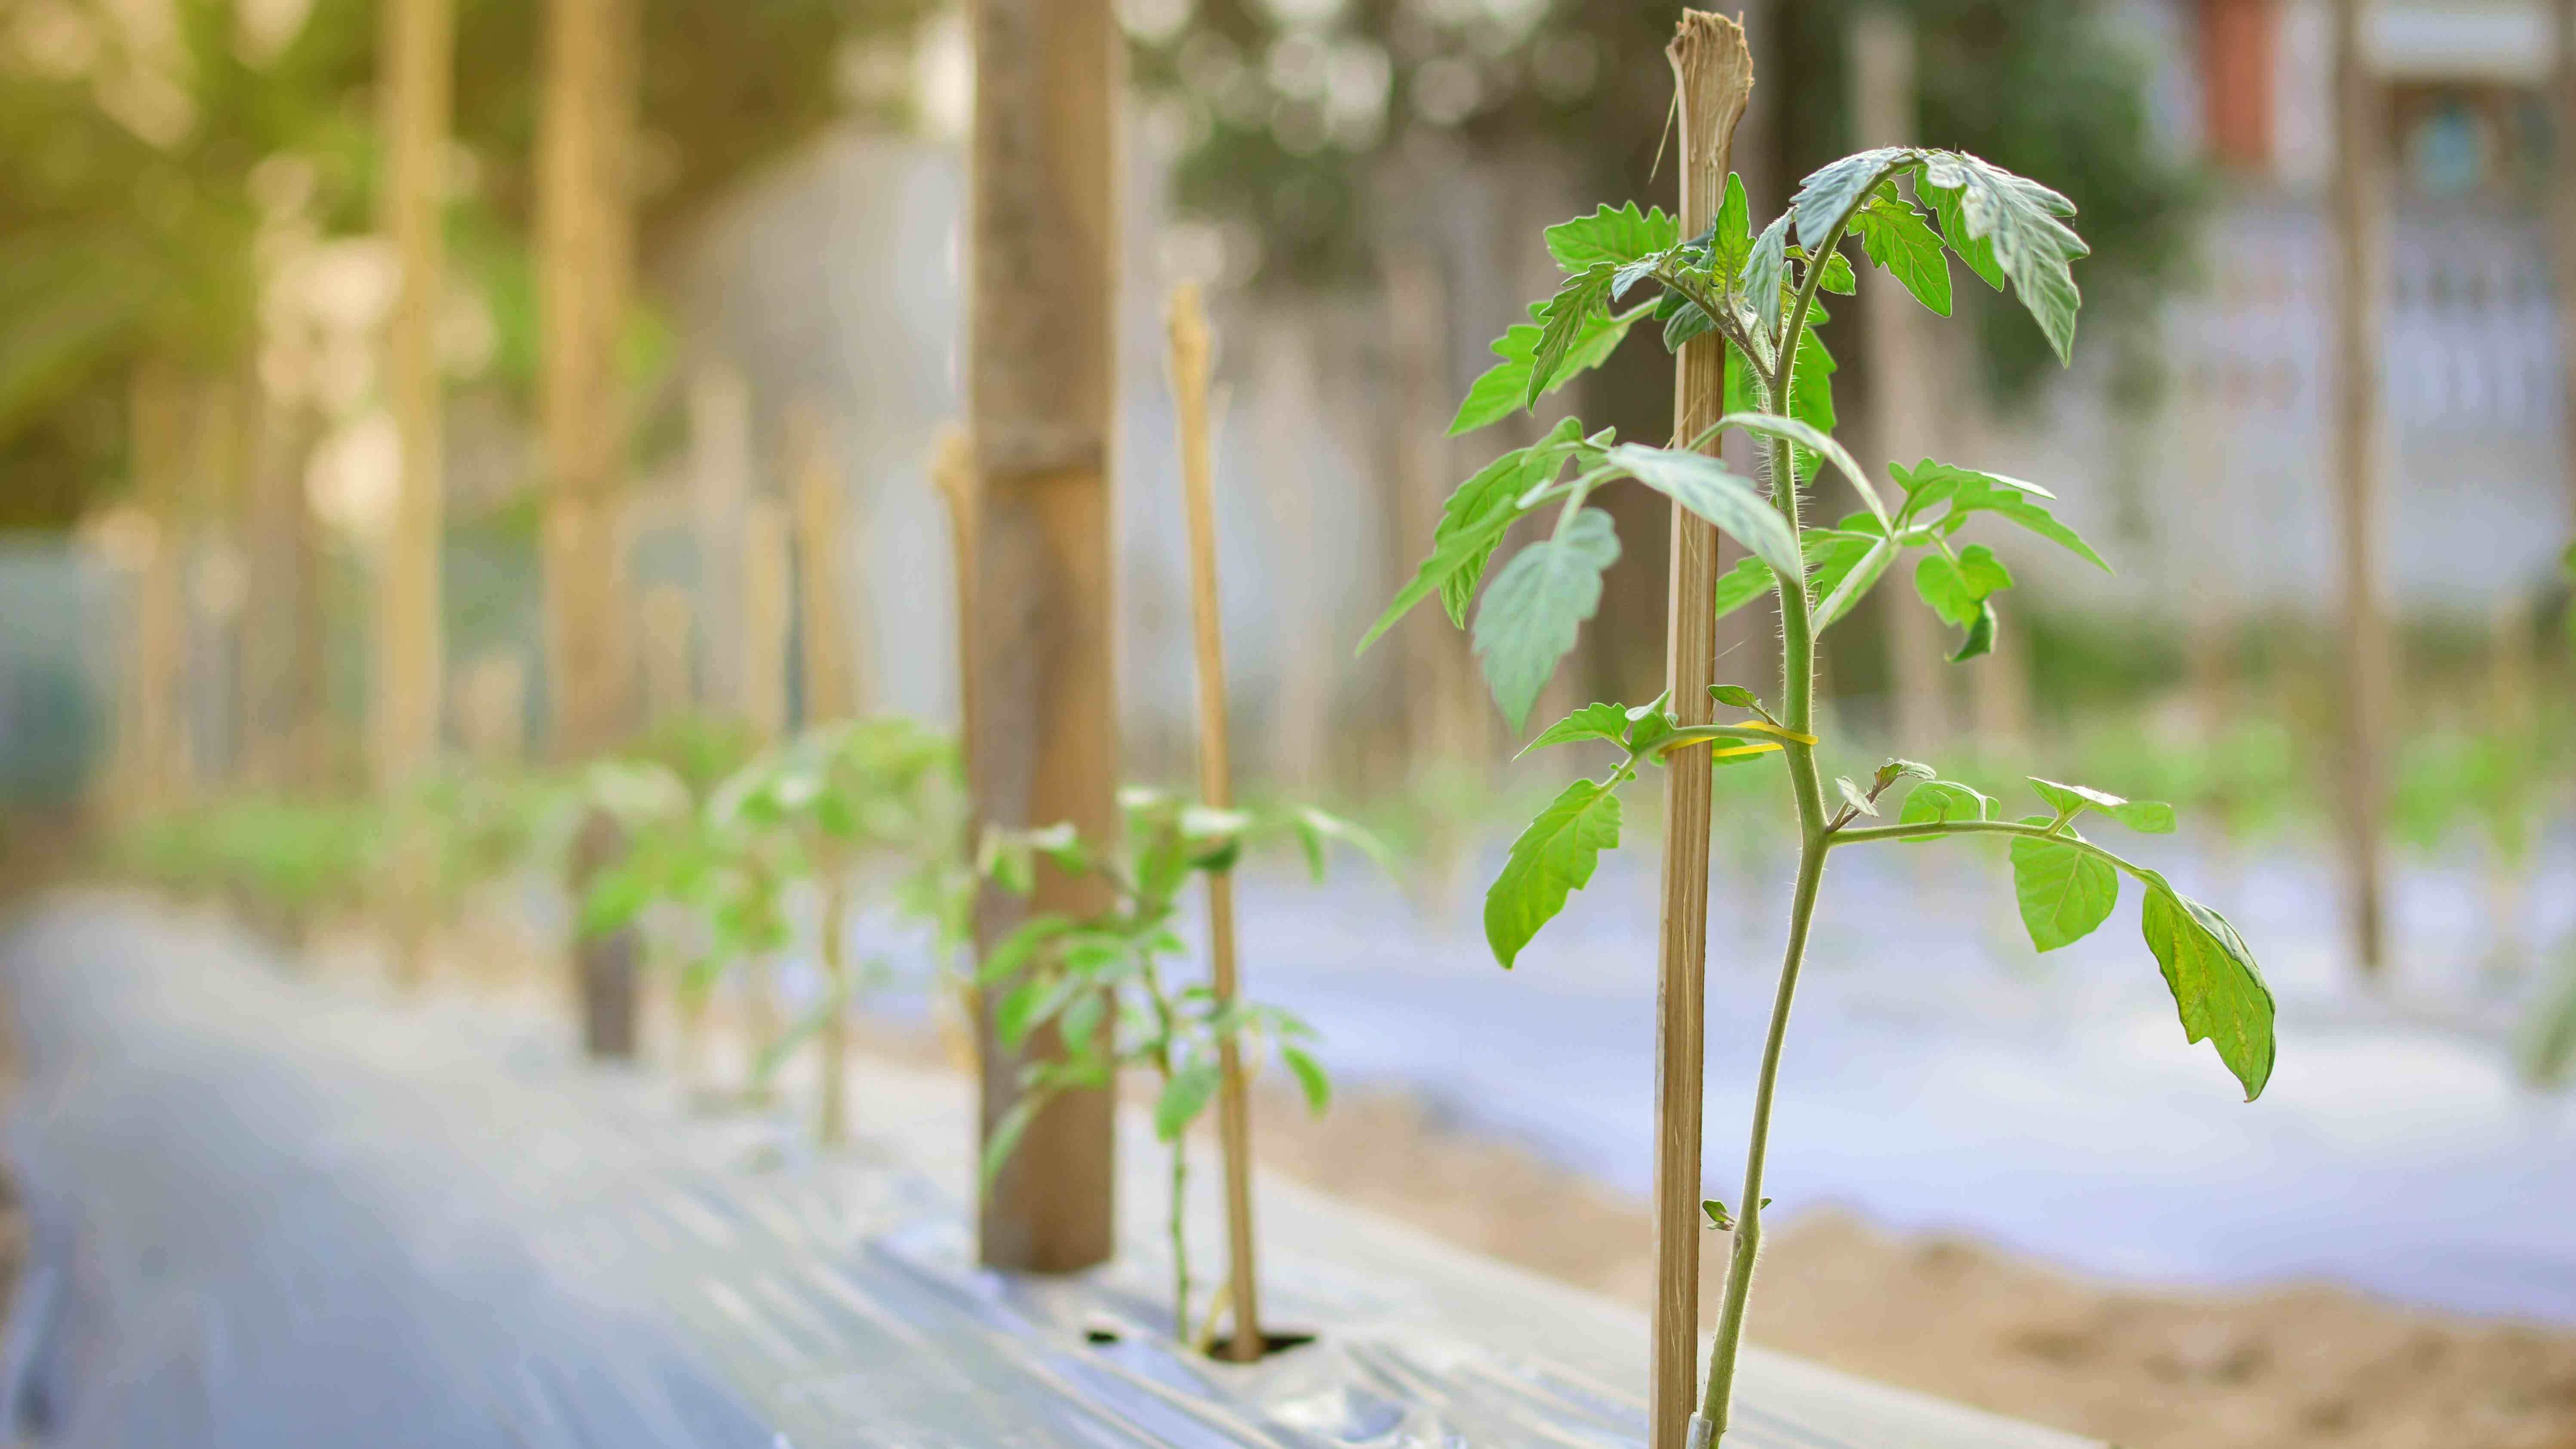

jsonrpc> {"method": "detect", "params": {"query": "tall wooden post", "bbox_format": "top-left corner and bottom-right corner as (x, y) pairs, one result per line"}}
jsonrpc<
(541, 0), (641, 1052)
(1852, 6), (1950, 749)
(967, 0), (1120, 1274)
(373, 0), (453, 794)
(1657, 16), (1752, 1449)
(2332, 0), (2391, 977)
(538, 0), (637, 760)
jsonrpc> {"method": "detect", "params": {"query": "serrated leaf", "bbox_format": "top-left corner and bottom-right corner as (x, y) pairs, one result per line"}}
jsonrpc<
(1429, 417), (1590, 626)
(1279, 1044), (1331, 1114)
(1485, 777), (1623, 968)
(1472, 508), (1622, 729)
(1896, 779), (1994, 836)
(1154, 1059), (1222, 1141)
(1957, 543), (2015, 597)
(1915, 553), (1978, 629)
(1855, 194), (1952, 316)
(1916, 150), (2088, 364)
(2010, 833), (2118, 951)
(1546, 201), (1680, 270)
(1712, 555), (1777, 619)
(1520, 701), (1630, 757)
(1606, 444), (1802, 577)
(2140, 886), (2275, 1100)
(1817, 250), (1857, 294)
(1451, 301), (1649, 435)
(1528, 265), (1619, 407)
(1712, 172), (1753, 277)
(1792, 147), (1916, 252)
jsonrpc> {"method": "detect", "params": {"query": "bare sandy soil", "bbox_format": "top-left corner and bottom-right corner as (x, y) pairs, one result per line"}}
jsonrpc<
(1254, 1087), (2576, 1449)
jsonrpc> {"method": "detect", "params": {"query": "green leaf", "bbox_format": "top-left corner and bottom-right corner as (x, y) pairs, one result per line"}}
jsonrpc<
(1472, 508), (1622, 729)
(1914, 553), (1979, 629)
(1895, 779), (1994, 837)
(1605, 444), (1801, 576)
(1547, 202), (1681, 271)
(2029, 777), (2128, 818)
(1745, 212), (1791, 332)
(1710, 684), (1761, 710)
(1154, 1059), (1222, 1141)
(1528, 265), (1619, 408)
(980, 1091), (1049, 1187)
(1484, 776), (1623, 968)
(1792, 148), (1915, 252)
(1712, 172), (1753, 278)
(1711, 556), (1777, 619)
(2010, 830), (2118, 951)
(1915, 151), (2088, 365)
(1835, 777), (1879, 817)
(1815, 250), (1857, 294)
(2139, 886), (2276, 1100)
(1662, 301), (1716, 351)
(1280, 1044), (1332, 1114)
(1928, 180), (2005, 291)
(1876, 759), (1937, 790)
(1957, 543), (2015, 597)
(1451, 303), (1649, 435)
(1730, 330), (1839, 483)
(977, 913), (1075, 986)
(1855, 194), (1952, 316)
(1949, 600), (1998, 662)
(1360, 420), (1592, 653)
(1520, 700), (1631, 757)
(2109, 800), (2179, 834)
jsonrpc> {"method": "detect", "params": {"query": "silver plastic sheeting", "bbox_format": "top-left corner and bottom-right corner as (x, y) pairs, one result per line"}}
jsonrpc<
(0, 895), (2097, 1448)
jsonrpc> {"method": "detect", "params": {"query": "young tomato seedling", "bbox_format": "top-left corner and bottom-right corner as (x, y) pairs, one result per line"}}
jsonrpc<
(976, 787), (1371, 1347)
(1362, 83), (2278, 1449)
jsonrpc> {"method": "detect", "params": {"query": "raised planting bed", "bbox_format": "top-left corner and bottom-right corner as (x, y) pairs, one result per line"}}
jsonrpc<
(0, 892), (2094, 1447)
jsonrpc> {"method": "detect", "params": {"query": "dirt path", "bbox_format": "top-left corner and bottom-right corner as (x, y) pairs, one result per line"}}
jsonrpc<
(1254, 1089), (2576, 1449)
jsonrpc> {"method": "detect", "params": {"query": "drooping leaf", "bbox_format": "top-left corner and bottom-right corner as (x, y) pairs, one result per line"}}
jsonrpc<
(1808, 530), (1891, 631)
(1546, 201), (1681, 271)
(1451, 301), (1650, 435)
(1472, 508), (1622, 729)
(1279, 1044), (1332, 1114)
(1154, 1059), (1223, 1141)
(1607, 444), (1802, 576)
(1663, 300), (1717, 351)
(1484, 777), (1623, 968)
(1957, 543), (2015, 597)
(2010, 831), (2118, 952)
(1359, 459), (1557, 654)
(1717, 412), (1883, 527)
(1855, 194), (1952, 316)
(1792, 147), (1916, 252)
(1949, 600), (1998, 661)
(1436, 418), (1591, 625)
(1520, 701), (1632, 757)
(1711, 555), (1777, 619)
(1896, 780), (1994, 837)
(1915, 150), (2089, 365)
(1897, 460), (2106, 572)
(2139, 885), (2276, 1100)
(1915, 553), (1979, 629)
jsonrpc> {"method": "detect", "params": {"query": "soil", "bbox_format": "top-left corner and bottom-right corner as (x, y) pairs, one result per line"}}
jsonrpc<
(1252, 1087), (2576, 1449)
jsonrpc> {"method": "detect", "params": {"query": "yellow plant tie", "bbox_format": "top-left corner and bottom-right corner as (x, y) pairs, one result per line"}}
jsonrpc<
(1711, 741), (1783, 760)
(1732, 719), (1819, 746)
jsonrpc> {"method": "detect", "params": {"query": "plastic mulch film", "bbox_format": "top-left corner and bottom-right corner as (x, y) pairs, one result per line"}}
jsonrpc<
(0, 895), (2096, 1449)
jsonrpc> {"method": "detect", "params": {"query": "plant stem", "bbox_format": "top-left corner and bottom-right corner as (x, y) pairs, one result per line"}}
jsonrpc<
(1169, 1135), (1191, 1344)
(817, 852), (850, 1146)
(1827, 817), (2165, 886)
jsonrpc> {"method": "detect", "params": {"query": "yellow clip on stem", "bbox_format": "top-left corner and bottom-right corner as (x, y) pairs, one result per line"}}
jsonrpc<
(1732, 719), (1819, 746)
(1710, 741), (1783, 760)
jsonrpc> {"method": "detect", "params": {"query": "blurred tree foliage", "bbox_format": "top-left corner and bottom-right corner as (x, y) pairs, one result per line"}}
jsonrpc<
(0, 0), (930, 530)
(1136, 0), (2198, 404)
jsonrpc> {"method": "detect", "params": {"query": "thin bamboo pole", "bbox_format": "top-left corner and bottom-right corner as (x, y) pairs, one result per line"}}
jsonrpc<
(1166, 284), (1263, 1362)
(2332, 0), (2391, 977)
(1657, 16), (1753, 1449)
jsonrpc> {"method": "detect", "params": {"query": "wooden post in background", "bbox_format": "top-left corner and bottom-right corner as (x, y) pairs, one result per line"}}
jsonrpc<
(541, 0), (641, 1054)
(968, 0), (1121, 1274)
(787, 403), (861, 724)
(373, 0), (452, 796)
(1852, 6), (1950, 751)
(689, 361), (753, 718)
(1168, 285), (1263, 1361)
(1657, 16), (1752, 1449)
(2332, 0), (2391, 978)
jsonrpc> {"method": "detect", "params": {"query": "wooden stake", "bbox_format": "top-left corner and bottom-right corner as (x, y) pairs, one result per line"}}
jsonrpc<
(374, 0), (453, 797)
(967, 0), (1120, 1275)
(1658, 16), (1752, 1449)
(787, 402), (859, 723)
(2332, 0), (2391, 977)
(1166, 284), (1263, 1362)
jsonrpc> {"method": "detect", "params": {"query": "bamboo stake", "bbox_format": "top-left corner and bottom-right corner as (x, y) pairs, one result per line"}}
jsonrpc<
(929, 427), (984, 1077)
(2332, 0), (2391, 977)
(1166, 284), (1263, 1362)
(1658, 16), (1752, 1449)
